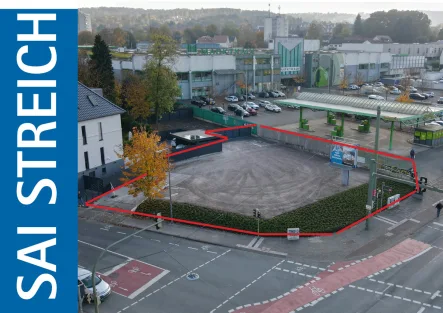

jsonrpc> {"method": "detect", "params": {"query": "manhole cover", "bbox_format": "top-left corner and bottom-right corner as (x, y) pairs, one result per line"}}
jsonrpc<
(186, 273), (199, 281)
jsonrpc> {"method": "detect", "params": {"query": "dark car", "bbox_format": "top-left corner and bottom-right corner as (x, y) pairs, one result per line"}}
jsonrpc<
(259, 91), (269, 98)
(191, 99), (206, 106)
(437, 97), (443, 104)
(409, 93), (426, 101)
(199, 96), (215, 105)
(234, 108), (250, 117)
(235, 94), (246, 101)
(228, 103), (241, 111)
(211, 107), (226, 114)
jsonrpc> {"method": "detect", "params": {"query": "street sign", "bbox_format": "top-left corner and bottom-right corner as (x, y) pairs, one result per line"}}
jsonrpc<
(372, 189), (376, 197)
(287, 228), (299, 240)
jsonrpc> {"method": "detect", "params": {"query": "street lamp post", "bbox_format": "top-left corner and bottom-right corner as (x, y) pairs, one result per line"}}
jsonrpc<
(92, 221), (162, 313)
(168, 157), (173, 223)
(365, 105), (381, 230)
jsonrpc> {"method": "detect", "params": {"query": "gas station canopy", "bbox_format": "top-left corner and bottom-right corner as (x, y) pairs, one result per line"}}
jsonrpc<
(276, 92), (443, 122)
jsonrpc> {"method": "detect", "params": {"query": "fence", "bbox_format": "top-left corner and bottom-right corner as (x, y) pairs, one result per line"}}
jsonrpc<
(190, 106), (258, 135)
(258, 127), (413, 173)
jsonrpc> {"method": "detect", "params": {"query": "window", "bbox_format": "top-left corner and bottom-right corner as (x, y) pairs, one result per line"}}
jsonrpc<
(84, 151), (89, 170)
(98, 122), (103, 141)
(81, 125), (87, 145)
(381, 63), (389, 69)
(388, 48), (391, 52)
(256, 58), (270, 65)
(273, 69), (281, 75)
(244, 59), (253, 65)
(358, 64), (368, 70)
(192, 71), (212, 82)
(100, 147), (105, 165)
(370, 63), (376, 69)
(176, 73), (188, 81)
(102, 167), (107, 174)
(263, 70), (272, 76)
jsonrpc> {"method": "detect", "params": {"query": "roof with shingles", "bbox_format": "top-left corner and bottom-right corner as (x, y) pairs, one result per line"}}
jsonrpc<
(78, 82), (125, 122)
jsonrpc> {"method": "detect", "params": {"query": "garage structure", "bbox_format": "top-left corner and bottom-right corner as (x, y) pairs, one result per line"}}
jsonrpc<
(275, 92), (443, 150)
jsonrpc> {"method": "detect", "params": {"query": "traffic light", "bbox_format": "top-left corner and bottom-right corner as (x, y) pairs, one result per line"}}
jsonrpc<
(253, 209), (261, 218)
(253, 209), (257, 218)
(257, 210), (261, 218)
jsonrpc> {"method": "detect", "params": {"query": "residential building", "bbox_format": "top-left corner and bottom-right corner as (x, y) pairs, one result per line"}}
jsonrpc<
(264, 15), (289, 43)
(77, 82), (125, 193)
(196, 35), (235, 48)
(136, 41), (151, 52)
(78, 10), (92, 33)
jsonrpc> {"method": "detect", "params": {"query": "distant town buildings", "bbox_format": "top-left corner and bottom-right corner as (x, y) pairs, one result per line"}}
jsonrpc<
(196, 35), (237, 48)
(264, 15), (289, 44)
(78, 10), (92, 33)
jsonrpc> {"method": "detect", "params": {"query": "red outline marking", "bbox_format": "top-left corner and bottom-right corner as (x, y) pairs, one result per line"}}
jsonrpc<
(86, 124), (419, 237)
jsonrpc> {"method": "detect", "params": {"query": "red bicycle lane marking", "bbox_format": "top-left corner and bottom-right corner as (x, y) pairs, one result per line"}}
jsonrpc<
(228, 238), (430, 313)
(99, 260), (169, 299)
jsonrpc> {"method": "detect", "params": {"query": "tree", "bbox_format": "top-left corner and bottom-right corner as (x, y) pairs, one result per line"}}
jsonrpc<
(112, 28), (127, 47)
(121, 73), (151, 121)
(78, 31), (94, 45)
(255, 31), (266, 48)
(306, 21), (323, 40)
(118, 127), (170, 199)
(221, 23), (240, 38)
(172, 31), (182, 43)
(333, 23), (351, 38)
(98, 28), (113, 45)
(244, 41), (255, 49)
(438, 28), (443, 40)
(353, 14), (363, 36)
(78, 49), (99, 87)
(90, 34), (116, 102)
(338, 75), (349, 94)
(205, 24), (218, 37)
(145, 34), (181, 128)
(126, 31), (137, 49)
(183, 28), (197, 43)
(354, 72), (365, 94)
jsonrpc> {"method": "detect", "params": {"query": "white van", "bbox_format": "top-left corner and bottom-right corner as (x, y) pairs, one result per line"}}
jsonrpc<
(78, 267), (111, 301)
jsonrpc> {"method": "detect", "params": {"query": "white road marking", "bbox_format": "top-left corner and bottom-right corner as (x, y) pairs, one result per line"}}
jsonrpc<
(103, 262), (130, 276)
(117, 231), (127, 235)
(128, 270), (170, 299)
(247, 237), (259, 248)
(433, 222), (443, 228)
(188, 247), (198, 250)
(373, 216), (396, 226)
(431, 291), (440, 300)
(410, 219), (421, 223)
(150, 239), (160, 242)
(403, 247), (433, 263)
(169, 243), (179, 246)
(433, 199), (443, 206)
(207, 250), (218, 254)
(133, 235), (143, 239)
(253, 237), (265, 248)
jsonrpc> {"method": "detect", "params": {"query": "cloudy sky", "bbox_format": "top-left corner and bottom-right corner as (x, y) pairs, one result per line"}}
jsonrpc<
(79, 0), (443, 14)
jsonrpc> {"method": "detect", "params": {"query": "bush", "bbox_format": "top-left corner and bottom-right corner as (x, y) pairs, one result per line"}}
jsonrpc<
(135, 180), (413, 233)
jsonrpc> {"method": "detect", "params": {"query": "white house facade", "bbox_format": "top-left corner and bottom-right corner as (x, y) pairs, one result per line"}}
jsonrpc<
(78, 82), (125, 194)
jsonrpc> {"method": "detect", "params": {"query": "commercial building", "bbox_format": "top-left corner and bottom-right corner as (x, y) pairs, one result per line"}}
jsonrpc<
(264, 15), (289, 44)
(77, 83), (125, 193)
(304, 51), (391, 87)
(78, 10), (92, 33)
(272, 37), (304, 83)
(112, 49), (282, 99)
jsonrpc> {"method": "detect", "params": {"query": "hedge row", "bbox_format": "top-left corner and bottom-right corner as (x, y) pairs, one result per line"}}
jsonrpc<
(135, 180), (413, 233)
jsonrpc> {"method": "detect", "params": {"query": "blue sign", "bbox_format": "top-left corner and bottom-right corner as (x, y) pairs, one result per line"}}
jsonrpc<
(330, 144), (359, 168)
(1, 9), (77, 313)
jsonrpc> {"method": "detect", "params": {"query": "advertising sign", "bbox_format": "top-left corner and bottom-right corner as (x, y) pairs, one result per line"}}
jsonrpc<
(287, 228), (300, 240)
(330, 143), (359, 168)
(387, 194), (401, 208)
(281, 67), (301, 72)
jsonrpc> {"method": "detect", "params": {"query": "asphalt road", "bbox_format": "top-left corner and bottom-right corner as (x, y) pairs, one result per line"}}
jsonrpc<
(79, 217), (443, 313)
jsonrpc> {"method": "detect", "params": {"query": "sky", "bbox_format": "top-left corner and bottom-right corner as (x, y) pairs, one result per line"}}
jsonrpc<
(79, 0), (443, 14)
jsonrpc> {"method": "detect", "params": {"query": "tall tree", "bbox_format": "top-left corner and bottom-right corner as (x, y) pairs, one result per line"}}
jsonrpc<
(78, 49), (99, 87)
(333, 23), (351, 38)
(145, 34), (181, 128)
(353, 14), (363, 36)
(125, 31), (137, 49)
(221, 23), (240, 38)
(172, 30), (182, 43)
(205, 24), (218, 37)
(78, 31), (94, 45)
(112, 28), (127, 47)
(183, 28), (196, 43)
(118, 127), (170, 199)
(121, 73), (151, 121)
(306, 21), (323, 40)
(255, 31), (266, 48)
(98, 28), (113, 45)
(90, 34), (116, 102)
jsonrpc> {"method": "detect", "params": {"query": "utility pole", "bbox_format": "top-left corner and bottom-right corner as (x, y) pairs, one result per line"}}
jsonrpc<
(168, 157), (173, 223)
(92, 221), (162, 313)
(365, 106), (381, 230)
(329, 56), (333, 94)
(78, 284), (84, 313)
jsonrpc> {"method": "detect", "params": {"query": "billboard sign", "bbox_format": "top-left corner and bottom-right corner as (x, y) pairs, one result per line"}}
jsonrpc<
(287, 228), (299, 240)
(330, 143), (359, 168)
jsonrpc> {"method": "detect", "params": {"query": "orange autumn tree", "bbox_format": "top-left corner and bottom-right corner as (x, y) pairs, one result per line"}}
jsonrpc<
(396, 91), (413, 103)
(118, 127), (171, 199)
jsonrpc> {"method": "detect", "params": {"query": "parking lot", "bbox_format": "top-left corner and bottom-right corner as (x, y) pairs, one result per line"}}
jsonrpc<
(170, 138), (368, 218)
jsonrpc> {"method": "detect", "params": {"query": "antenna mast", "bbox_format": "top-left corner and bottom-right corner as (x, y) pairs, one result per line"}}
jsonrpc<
(268, 3), (270, 17)
(278, 5), (281, 15)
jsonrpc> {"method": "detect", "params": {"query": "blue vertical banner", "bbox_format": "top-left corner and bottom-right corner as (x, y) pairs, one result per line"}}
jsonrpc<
(0, 3), (78, 313)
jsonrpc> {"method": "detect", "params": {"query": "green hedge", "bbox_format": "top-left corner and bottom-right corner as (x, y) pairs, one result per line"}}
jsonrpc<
(136, 180), (413, 233)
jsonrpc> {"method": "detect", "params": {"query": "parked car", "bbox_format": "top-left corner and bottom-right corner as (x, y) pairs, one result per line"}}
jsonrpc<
(368, 94), (384, 100)
(199, 96), (215, 105)
(259, 91), (269, 98)
(269, 91), (280, 98)
(235, 94), (246, 101)
(438, 97), (443, 104)
(225, 96), (238, 102)
(234, 108), (250, 117)
(78, 267), (111, 302)
(258, 100), (271, 107)
(423, 92), (434, 98)
(348, 84), (360, 90)
(191, 98), (206, 106)
(228, 103), (241, 111)
(247, 93), (256, 100)
(374, 82), (384, 87)
(427, 121), (443, 126)
(440, 79), (443, 83)
(390, 88), (401, 95)
(265, 104), (282, 112)
(244, 101), (259, 110)
(211, 107), (226, 115)
(409, 93), (426, 101)
(407, 86), (418, 93)
(244, 106), (257, 115)
(275, 90), (286, 97)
